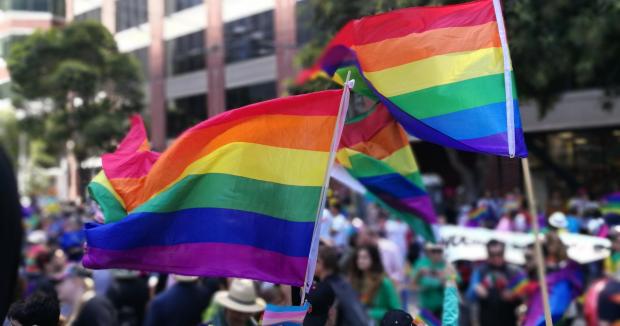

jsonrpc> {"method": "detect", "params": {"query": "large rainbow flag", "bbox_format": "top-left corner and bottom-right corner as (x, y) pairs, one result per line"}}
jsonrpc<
(337, 104), (436, 240)
(83, 90), (345, 286)
(298, 0), (527, 158)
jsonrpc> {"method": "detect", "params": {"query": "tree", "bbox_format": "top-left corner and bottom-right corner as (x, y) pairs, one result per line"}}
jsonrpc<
(7, 21), (144, 162)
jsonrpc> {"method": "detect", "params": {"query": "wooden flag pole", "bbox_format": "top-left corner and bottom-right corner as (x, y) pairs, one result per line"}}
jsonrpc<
(522, 157), (553, 326)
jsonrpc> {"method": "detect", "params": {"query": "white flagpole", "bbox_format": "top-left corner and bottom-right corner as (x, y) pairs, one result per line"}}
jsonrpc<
(302, 71), (354, 301)
(492, 0), (516, 158)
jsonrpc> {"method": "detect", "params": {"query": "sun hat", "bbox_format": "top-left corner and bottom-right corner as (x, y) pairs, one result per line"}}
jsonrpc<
(214, 279), (266, 313)
(548, 212), (568, 229)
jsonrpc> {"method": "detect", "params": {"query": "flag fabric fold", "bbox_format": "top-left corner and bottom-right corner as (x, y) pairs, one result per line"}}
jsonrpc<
(87, 115), (159, 223)
(299, 0), (527, 158)
(84, 90), (345, 286)
(337, 104), (436, 240)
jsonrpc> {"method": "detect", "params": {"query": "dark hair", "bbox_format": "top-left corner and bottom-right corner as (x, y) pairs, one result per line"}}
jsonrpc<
(348, 244), (384, 279)
(8, 292), (60, 326)
(318, 245), (340, 274)
(486, 239), (505, 251)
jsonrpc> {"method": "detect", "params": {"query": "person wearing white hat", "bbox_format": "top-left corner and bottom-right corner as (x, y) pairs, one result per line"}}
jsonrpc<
(548, 211), (568, 230)
(208, 278), (266, 326)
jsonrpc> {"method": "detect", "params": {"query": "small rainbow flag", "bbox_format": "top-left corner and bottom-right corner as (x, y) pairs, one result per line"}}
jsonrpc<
(602, 192), (620, 215)
(298, 0), (527, 158)
(337, 104), (436, 240)
(507, 272), (528, 296)
(260, 303), (309, 326)
(418, 308), (441, 326)
(83, 90), (345, 286)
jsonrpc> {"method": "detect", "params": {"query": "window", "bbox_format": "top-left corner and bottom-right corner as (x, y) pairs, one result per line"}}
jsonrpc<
(165, 0), (201, 15)
(224, 10), (274, 64)
(128, 47), (149, 79)
(166, 30), (206, 76)
(74, 8), (101, 22)
(0, 35), (25, 58)
(167, 94), (207, 137)
(226, 82), (276, 110)
(116, 0), (148, 32)
(1, 0), (65, 16)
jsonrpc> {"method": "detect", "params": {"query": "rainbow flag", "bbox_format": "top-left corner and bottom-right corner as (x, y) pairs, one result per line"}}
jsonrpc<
(523, 262), (583, 326)
(87, 115), (159, 223)
(260, 303), (309, 325)
(337, 104), (436, 240)
(507, 272), (528, 296)
(465, 206), (493, 227)
(418, 308), (441, 326)
(298, 0), (527, 158)
(602, 192), (620, 215)
(83, 90), (345, 286)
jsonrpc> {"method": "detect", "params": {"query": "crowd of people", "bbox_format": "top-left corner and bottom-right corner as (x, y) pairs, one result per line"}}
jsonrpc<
(4, 182), (620, 326)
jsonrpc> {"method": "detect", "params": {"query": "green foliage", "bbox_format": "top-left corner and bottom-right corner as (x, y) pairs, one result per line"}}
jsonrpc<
(295, 0), (620, 114)
(7, 21), (144, 160)
(0, 109), (18, 164)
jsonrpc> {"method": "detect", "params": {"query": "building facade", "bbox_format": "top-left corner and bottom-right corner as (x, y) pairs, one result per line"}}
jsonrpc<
(67, 0), (309, 150)
(0, 0), (65, 109)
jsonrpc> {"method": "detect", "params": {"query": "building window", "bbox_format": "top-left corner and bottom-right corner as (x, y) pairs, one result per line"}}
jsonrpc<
(1, 0), (65, 16)
(0, 35), (25, 58)
(128, 47), (149, 79)
(165, 0), (201, 16)
(166, 30), (206, 76)
(224, 10), (274, 64)
(226, 82), (276, 110)
(116, 0), (148, 32)
(167, 94), (207, 137)
(74, 7), (101, 22)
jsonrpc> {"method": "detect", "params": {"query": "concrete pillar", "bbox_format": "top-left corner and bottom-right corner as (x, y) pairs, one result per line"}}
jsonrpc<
(148, 0), (166, 150)
(65, 0), (74, 22)
(206, 0), (225, 117)
(274, 0), (296, 96)
(101, 0), (116, 33)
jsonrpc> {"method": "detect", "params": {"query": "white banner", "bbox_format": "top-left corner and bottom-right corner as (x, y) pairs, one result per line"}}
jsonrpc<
(438, 225), (611, 265)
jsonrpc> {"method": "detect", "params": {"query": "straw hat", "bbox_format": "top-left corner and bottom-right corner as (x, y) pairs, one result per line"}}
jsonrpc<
(214, 279), (266, 313)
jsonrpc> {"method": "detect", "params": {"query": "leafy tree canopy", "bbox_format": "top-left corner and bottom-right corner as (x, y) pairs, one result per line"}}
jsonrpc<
(8, 20), (144, 162)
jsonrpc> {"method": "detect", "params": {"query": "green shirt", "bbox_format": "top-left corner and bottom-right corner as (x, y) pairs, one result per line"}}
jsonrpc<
(368, 276), (402, 322)
(412, 257), (446, 312)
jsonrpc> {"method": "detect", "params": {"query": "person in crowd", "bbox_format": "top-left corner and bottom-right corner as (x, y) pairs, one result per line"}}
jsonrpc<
(312, 244), (369, 325)
(6, 291), (60, 326)
(105, 270), (150, 326)
(466, 240), (523, 326)
(380, 309), (414, 326)
(356, 228), (405, 287)
(55, 264), (117, 326)
(329, 202), (351, 249)
(348, 244), (401, 323)
(303, 274), (335, 326)
(412, 243), (455, 318)
(144, 275), (213, 326)
(496, 209), (519, 232)
(207, 278), (265, 326)
(543, 232), (569, 272)
(0, 146), (23, 318)
(604, 229), (620, 276)
(597, 271), (620, 326)
(547, 211), (568, 234)
(565, 206), (583, 234)
(380, 215), (409, 261)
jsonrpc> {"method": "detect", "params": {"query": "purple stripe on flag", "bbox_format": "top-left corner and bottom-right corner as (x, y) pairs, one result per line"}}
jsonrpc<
(380, 195), (437, 224)
(460, 127), (527, 158)
(83, 242), (308, 286)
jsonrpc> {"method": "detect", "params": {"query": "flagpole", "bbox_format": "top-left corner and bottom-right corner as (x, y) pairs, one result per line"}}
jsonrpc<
(522, 157), (553, 326)
(301, 71), (354, 302)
